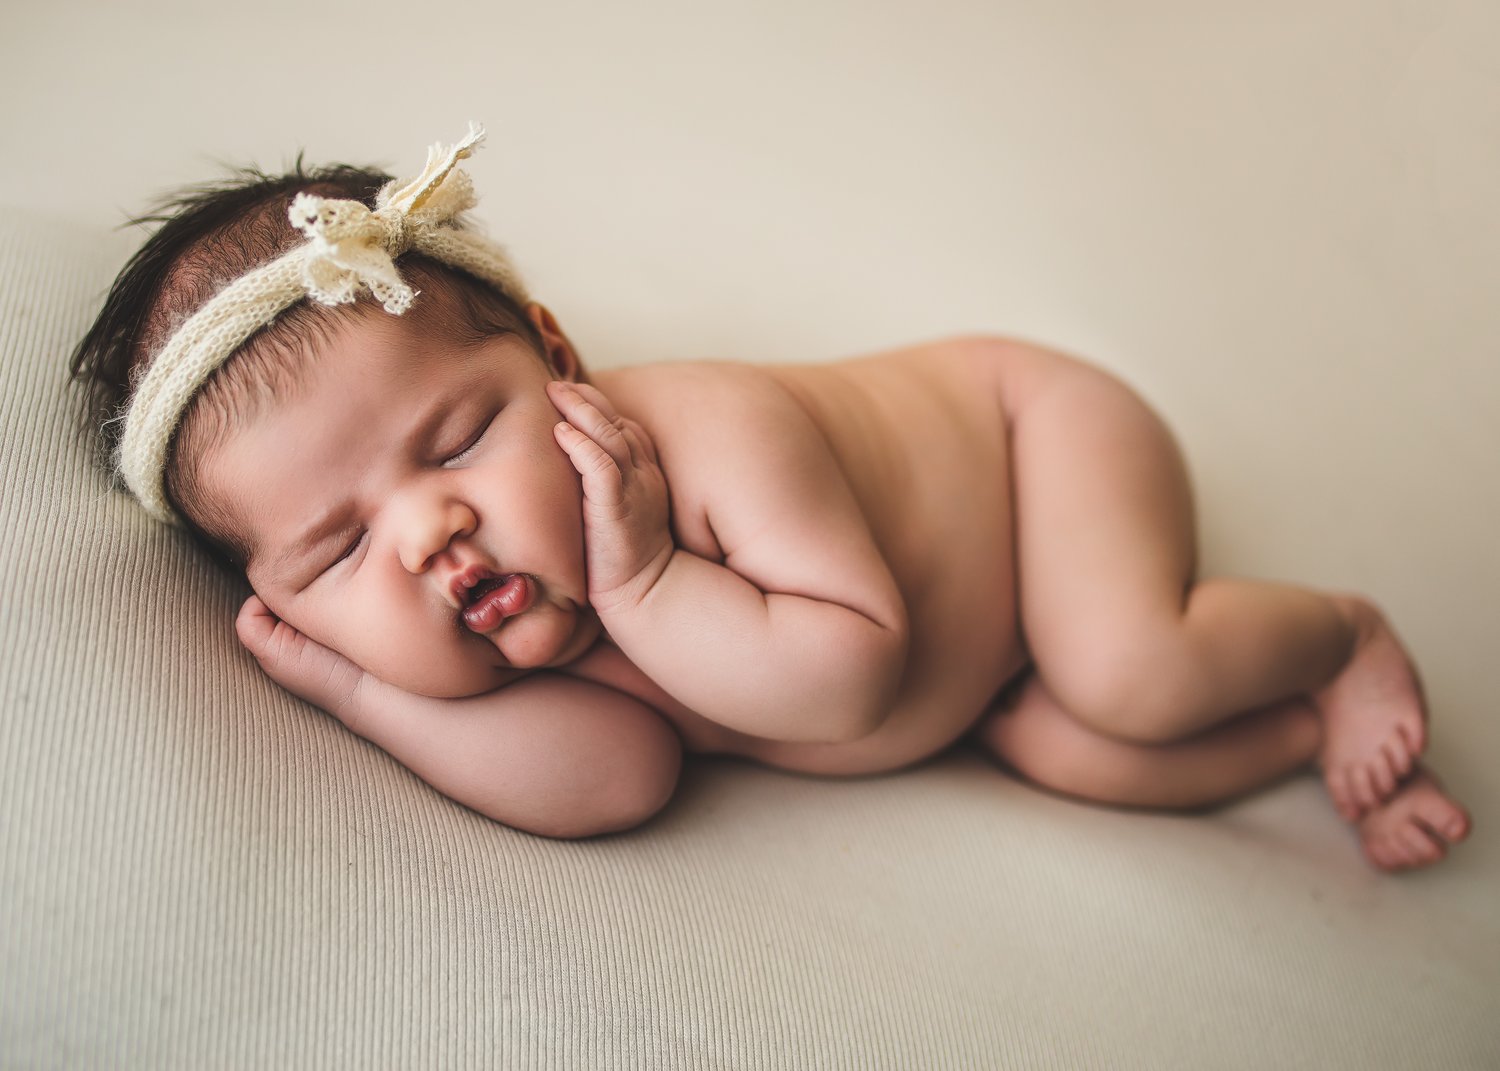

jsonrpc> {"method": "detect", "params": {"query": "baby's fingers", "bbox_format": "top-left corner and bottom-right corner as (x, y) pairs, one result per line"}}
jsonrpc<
(236, 595), (367, 720)
(567, 380), (624, 422)
(619, 416), (659, 465)
(548, 382), (635, 468)
(554, 420), (625, 507)
(235, 593), (282, 651)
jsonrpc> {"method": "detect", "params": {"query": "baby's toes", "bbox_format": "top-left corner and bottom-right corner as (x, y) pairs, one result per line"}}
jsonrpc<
(1400, 823), (1445, 867)
(1363, 832), (1400, 870)
(1369, 751), (1397, 800)
(1322, 767), (1350, 818)
(1383, 832), (1420, 870)
(1382, 737), (1413, 780)
(1324, 766), (1362, 822)
(1364, 822), (1430, 871)
(1416, 795), (1472, 846)
(1396, 714), (1427, 761)
(1352, 766), (1381, 814)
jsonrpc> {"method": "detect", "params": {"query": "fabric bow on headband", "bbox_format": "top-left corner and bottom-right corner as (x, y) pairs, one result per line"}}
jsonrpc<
(288, 122), (483, 314)
(117, 121), (531, 525)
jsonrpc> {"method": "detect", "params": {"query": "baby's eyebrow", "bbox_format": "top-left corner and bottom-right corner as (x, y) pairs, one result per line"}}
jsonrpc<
(403, 393), (463, 455)
(260, 504), (352, 585)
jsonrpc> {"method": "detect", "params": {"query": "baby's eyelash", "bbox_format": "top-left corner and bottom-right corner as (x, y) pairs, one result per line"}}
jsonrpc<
(327, 531), (363, 571)
(443, 415), (495, 465)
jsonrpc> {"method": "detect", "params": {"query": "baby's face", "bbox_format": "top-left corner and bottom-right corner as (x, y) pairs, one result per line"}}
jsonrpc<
(201, 299), (601, 697)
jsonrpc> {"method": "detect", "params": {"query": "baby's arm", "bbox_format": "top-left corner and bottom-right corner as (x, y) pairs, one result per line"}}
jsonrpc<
(549, 375), (909, 745)
(235, 597), (681, 838)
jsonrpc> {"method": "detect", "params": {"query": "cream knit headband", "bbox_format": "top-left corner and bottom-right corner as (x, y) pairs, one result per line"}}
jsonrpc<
(117, 122), (530, 524)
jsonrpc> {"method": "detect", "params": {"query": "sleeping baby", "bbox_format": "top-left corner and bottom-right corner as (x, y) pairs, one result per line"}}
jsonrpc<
(70, 125), (1470, 868)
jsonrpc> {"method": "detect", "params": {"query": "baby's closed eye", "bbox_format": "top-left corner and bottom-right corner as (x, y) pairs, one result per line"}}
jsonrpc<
(441, 413), (497, 466)
(315, 528), (365, 579)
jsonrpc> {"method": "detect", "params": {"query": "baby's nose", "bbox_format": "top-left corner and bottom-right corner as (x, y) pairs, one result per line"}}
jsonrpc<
(397, 500), (478, 574)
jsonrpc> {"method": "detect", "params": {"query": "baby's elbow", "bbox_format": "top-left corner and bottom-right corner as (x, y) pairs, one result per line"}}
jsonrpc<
(385, 673), (688, 840)
(571, 734), (683, 838)
(813, 619), (909, 744)
(522, 743), (682, 840)
(521, 776), (678, 840)
(815, 698), (894, 745)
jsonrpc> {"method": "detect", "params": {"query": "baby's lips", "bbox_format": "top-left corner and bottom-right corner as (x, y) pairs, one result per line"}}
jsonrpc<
(448, 563), (500, 609)
(461, 574), (535, 633)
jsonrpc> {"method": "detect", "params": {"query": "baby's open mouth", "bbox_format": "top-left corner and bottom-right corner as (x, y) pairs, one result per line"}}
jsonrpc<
(460, 573), (535, 633)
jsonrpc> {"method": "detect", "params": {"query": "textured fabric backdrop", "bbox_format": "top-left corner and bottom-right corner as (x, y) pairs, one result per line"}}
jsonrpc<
(3, 0), (1499, 1065)
(1, 206), (1496, 1068)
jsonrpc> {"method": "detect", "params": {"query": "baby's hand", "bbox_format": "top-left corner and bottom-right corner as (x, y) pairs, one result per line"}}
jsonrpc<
(548, 380), (673, 616)
(236, 595), (376, 729)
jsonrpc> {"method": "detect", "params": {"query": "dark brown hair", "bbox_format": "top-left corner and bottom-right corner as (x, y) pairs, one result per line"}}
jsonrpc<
(69, 155), (542, 569)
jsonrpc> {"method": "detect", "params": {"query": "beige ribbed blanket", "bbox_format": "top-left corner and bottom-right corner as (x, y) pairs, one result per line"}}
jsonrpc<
(2, 207), (1496, 1069)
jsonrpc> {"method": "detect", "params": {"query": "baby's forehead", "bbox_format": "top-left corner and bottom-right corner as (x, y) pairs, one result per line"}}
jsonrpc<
(239, 279), (473, 395)
(211, 296), (531, 479)
(181, 297), (441, 545)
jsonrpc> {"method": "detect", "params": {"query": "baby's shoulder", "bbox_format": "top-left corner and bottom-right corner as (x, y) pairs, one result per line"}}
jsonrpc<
(594, 334), (1007, 407)
(596, 359), (816, 458)
(597, 357), (791, 414)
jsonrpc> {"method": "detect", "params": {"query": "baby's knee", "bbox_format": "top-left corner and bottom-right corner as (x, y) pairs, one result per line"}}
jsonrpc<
(1043, 637), (1208, 744)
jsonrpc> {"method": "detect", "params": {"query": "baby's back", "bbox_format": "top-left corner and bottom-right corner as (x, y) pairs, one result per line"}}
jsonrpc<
(593, 337), (1028, 775)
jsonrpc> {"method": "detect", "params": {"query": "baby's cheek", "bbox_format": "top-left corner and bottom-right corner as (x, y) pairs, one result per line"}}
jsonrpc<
(306, 585), (497, 697)
(280, 601), (398, 685)
(360, 628), (500, 698)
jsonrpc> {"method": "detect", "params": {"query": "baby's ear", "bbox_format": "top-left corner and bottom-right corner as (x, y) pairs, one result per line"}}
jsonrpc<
(524, 302), (584, 381)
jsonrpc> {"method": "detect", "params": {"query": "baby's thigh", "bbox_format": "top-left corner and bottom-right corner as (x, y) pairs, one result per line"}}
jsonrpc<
(1006, 355), (1198, 662)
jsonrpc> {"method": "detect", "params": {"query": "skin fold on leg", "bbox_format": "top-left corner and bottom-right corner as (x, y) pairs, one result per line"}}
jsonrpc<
(971, 672), (1322, 812)
(971, 672), (1471, 872)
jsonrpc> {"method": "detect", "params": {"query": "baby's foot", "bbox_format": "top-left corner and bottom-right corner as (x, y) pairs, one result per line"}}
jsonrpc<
(1314, 595), (1428, 820)
(1357, 767), (1470, 871)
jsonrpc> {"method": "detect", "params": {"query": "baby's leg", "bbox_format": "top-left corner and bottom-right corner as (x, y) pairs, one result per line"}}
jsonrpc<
(974, 674), (1471, 871)
(974, 672), (1320, 810)
(1004, 350), (1427, 817)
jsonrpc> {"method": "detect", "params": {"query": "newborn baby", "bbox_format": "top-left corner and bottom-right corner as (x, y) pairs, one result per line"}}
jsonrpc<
(72, 127), (1470, 867)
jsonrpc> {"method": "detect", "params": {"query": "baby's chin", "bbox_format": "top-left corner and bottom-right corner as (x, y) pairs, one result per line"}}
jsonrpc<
(406, 668), (528, 698)
(370, 653), (527, 699)
(357, 610), (602, 698)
